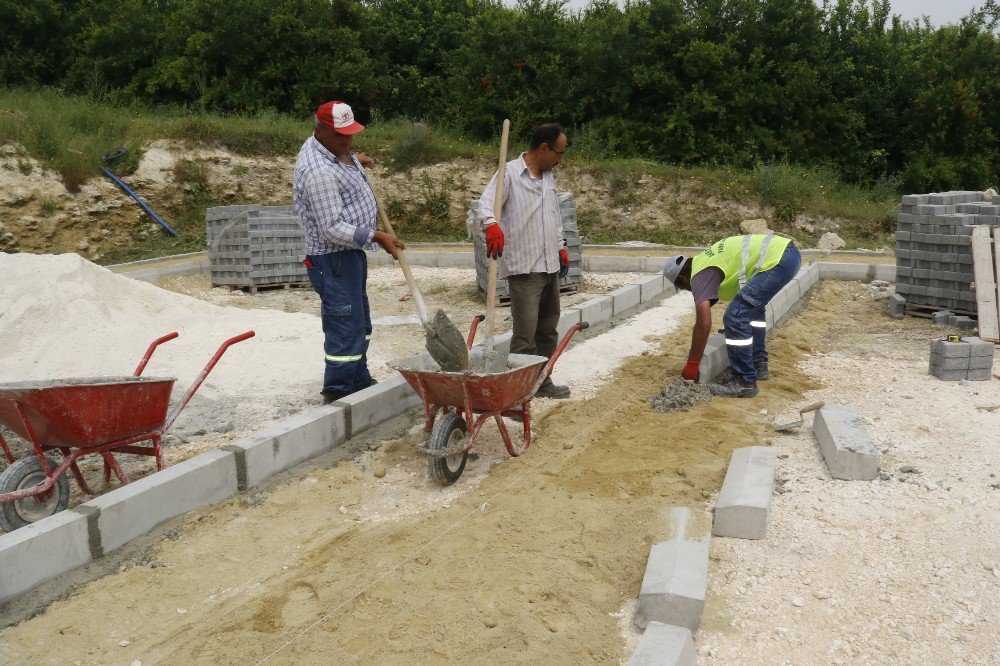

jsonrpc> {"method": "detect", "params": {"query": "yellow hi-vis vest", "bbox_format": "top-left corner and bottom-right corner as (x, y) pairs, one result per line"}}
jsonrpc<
(691, 234), (791, 301)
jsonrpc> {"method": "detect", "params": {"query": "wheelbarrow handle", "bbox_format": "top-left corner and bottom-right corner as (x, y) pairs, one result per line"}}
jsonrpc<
(160, 331), (255, 434)
(530, 321), (589, 396)
(467, 314), (486, 349)
(134, 332), (180, 376)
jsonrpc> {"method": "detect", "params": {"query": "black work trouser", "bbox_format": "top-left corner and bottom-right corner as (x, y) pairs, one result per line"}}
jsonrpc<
(507, 271), (561, 385)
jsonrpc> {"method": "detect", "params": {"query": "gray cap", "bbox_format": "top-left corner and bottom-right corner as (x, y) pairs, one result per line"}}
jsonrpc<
(661, 255), (687, 285)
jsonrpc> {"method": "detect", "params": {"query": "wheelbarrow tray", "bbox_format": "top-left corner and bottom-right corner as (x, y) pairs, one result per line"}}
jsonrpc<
(0, 376), (176, 449)
(390, 353), (548, 412)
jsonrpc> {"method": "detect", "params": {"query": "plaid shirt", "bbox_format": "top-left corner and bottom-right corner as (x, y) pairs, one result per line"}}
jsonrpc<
(477, 153), (564, 278)
(293, 136), (378, 255)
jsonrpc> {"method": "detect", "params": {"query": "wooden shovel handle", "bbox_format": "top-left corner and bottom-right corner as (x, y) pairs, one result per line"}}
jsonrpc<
(366, 177), (429, 325)
(798, 401), (825, 415)
(486, 119), (510, 343)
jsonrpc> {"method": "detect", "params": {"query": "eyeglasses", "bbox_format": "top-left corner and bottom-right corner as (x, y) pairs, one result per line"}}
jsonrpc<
(547, 145), (565, 157)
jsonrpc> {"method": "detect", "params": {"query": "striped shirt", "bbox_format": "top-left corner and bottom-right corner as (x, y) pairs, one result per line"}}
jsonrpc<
(293, 136), (378, 255)
(477, 153), (564, 278)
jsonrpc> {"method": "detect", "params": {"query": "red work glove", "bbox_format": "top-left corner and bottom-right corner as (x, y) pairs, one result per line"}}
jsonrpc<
(559, 248), (569, 278)
(681, 360), (700, 382)
(484, 223), (504, 258)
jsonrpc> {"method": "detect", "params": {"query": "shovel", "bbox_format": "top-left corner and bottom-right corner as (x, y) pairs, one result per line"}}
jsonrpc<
(367, 182), (468, 372)
(472, 118), (511, 374)
(774, 401), (825, 433)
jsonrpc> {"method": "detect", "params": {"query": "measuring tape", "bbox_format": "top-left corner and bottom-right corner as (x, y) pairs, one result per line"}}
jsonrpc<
(946, 335), (963, 342)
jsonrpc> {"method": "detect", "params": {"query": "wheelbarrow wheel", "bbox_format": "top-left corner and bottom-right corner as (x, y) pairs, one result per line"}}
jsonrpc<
(428, 412), (468, 486)
(0, 456), (69, 531)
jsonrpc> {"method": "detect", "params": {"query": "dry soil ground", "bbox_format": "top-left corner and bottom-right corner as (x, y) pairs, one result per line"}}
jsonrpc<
(2, 279), (996, 665)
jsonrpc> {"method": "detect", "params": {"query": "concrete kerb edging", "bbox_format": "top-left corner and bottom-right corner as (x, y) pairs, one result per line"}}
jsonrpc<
(7, 259), (894, 606)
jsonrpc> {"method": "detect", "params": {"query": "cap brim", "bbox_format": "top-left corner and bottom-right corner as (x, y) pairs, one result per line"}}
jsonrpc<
(333, 121), (365, 135)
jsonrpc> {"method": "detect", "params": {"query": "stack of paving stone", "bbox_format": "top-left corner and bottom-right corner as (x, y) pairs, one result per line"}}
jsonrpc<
(469, 192), (583, 299)
(206, 205), (306, 291)
(895, 190), (996, 316)
(929, 336), (995, 381)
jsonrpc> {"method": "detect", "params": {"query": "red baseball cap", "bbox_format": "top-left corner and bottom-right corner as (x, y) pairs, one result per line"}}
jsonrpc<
(316, 101), (365, 135)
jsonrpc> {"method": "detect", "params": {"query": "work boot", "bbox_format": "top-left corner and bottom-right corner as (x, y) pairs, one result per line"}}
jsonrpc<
(536, 382), (571, 399)
(754, 359), (770, 381)
(708, 376), (759, 398)
(321, 390), (349, 405)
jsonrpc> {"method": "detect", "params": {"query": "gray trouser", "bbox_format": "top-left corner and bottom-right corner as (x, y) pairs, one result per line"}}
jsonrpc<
(508, 272), (561, 383)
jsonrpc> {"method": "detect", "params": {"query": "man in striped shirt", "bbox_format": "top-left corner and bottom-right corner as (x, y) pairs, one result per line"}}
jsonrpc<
(478, 123), (572, 399)
(293, 100), (404, 404)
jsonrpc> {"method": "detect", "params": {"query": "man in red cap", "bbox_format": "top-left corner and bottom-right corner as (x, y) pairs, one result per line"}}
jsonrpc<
(293, 100), (405, 404)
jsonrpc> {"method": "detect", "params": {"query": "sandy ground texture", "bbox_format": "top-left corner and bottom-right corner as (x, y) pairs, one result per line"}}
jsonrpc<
(0, 282), (1000, 664)
(1, 280), (996, 665)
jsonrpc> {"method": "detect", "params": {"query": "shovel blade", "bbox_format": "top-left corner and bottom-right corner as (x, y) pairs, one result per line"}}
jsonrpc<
(424, 309), (469, 372)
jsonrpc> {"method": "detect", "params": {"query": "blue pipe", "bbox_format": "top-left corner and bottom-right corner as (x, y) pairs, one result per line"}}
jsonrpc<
(99, 166), (178, 237)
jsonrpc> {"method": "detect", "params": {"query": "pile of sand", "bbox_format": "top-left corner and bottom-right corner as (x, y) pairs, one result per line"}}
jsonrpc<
(0, 253), (383, 437)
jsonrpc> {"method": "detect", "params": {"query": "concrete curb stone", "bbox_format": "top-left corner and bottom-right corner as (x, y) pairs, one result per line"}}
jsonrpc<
(713, 446), (778, 540)
(634, 507), (712, 632)
(0, 510), (93, 606)
(628, 622), (696, 666)
(813, 406), (880, 481)
(80, 449), (239, 554)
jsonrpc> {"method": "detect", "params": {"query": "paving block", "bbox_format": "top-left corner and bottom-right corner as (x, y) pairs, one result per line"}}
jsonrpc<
(611, 284), (642, 316)
(952, 316), (976, 330)
(639, 274), (665, 301)
(337, 374), (422, 437)
(929, 356), (971, 371)
(577, 295), (614, 326)
(931, 339), (972, 358)
(812, 406), (880, 481)
(224, 405), (348, 488)
(0, 510), (93, 606)
(967, 368), (994, 380)
(933, 368), (969, 381)
(634, 507), (712, 632)
(966, 337), (996, 357)
(967, 355), (994, 370)
(82, 449), (239, 554)
(628, 622), (696, 666)
(889, 293), (906, 319)
(932, 311), (955, 324)
(713, 446), (777, 540)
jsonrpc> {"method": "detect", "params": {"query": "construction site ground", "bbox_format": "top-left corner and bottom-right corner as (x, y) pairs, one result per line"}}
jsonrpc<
(1, 276), (997, 664)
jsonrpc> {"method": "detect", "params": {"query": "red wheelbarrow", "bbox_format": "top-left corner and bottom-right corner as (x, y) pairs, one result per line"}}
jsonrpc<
(0, 331), (254, 531)
(390, 316), (588, 485)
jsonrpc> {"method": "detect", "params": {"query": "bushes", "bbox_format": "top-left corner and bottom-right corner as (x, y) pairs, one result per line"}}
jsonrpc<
(4, 0), (1000, 191)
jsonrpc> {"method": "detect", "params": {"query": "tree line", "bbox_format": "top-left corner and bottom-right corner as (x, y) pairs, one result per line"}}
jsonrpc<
(3, 0), (1000, 192)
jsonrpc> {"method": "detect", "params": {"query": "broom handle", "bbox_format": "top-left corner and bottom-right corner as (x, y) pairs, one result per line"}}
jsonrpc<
(486, 119), (510, 347)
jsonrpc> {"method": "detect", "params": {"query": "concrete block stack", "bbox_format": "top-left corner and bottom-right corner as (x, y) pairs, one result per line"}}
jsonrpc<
(929, 336), (995, 381)
(895, 191), (994, 315)
(206, 205), (306, 290)
(470, 192), (583, 299)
